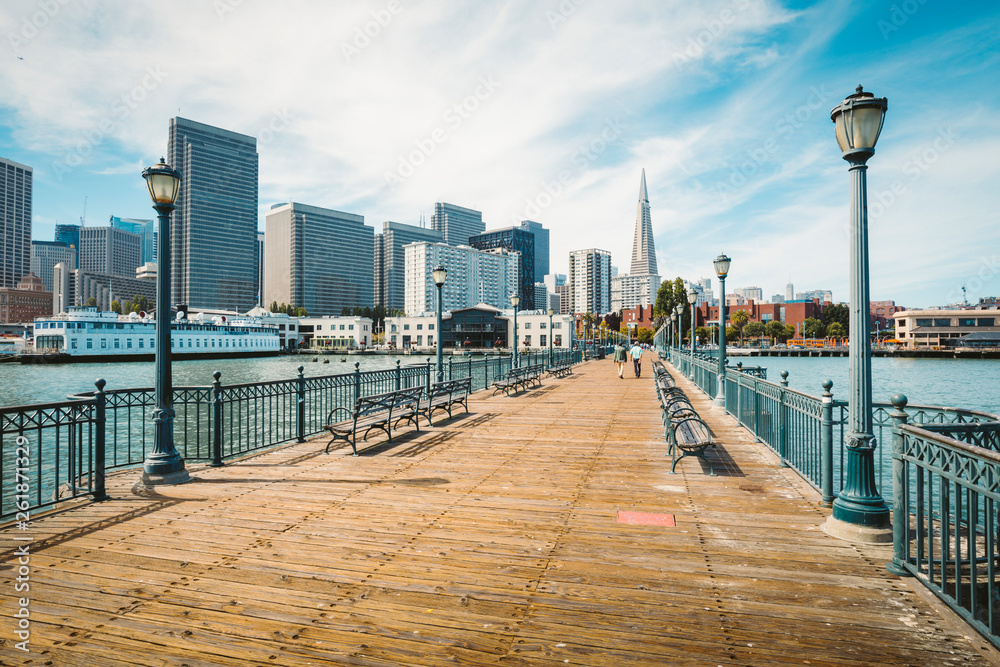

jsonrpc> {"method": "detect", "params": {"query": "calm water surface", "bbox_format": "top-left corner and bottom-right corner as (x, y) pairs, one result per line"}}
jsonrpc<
(733, 355), (999, 415)
(0, 354), (432, 407)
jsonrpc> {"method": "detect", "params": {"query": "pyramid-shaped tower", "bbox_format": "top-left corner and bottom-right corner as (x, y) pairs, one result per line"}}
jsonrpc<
(630, 169), (657, 275)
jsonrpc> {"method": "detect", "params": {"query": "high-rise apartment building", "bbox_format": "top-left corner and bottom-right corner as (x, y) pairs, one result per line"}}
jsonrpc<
(430, 202), (484, 246)
(168, 117), (259, 312)
(30, 240), (77, 292)
(110, 216), (155, 265)
(468, 226), (534, 309)
(1, 157), (32, 289)
(264, 203), (373, 317)
(54, 223), (81, 252)
(256, 231), (264, 307)
(611, 274), (661, 312)
(519, 220), (549, 283)
(374, 221), (442, 312)
(568, 248), (612, 315)
(79, 226), (142, 278)
(404, 241), (518, 316)
(630, 169), (657, 275)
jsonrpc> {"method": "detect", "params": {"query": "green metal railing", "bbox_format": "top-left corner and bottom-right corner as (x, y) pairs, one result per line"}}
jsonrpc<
(1, 350), (580, 521)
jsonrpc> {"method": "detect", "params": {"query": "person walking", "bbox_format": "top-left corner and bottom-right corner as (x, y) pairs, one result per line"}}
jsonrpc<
(613, 342), (627, 378)
(630, 342), (643, 378)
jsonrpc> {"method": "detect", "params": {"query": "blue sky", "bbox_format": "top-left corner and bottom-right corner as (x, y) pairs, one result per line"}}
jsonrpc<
(2, 0), (998, 308)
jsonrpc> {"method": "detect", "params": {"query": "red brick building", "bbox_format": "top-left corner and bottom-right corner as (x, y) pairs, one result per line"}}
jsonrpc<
(693, 298), (829, 339)
(622, 304), (655, 333)
(0, 273), (53, 324)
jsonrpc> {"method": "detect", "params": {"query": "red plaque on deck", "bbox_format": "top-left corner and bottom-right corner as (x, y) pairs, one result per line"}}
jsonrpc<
(616, 511), (675, 527)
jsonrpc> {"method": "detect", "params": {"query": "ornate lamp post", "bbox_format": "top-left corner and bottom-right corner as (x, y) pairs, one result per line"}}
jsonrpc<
(713, 253), (731, 408)
(826, 85), (891, 540)
(510, 293), (520, 368)
(688, 288), (698, 378)
(140, 158), (189, 485)
(670, 312), (677, 358)
(674, 304), (684, 354)
(433, 265), (447, 383)
(547, 308), (554, 366)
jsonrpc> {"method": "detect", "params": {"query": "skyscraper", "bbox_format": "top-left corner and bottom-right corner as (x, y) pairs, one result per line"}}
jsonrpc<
(110, 216), (155, 265)
(1, 157), (32, 289)
(168, 117), (259, 312)
(54, 223), (81, 252)
(30, 240), (76, 292)
(264, 203), (373, 316)
(430, 202), (484, 246)
(630, 169), (657, 275)
(374, 221), (442, 311)
(569, 248), (612, 315)
(79, 226), (142, 278)
(468, 226), (534, 309)
(519, 220), (549, 283)
(404, 241), (518, 315)
(256, 231), (264, 307)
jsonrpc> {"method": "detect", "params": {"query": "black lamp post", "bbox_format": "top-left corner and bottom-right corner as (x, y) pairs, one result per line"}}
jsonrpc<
(510, 294), (520, 368)
(826, 85), (892, 541)
(713, 253), (731, 408)
(433, 265), (447, 383)
(688, 288), (698, 378)
(547, 307), (554, 366)
(140, 158), (189, 485)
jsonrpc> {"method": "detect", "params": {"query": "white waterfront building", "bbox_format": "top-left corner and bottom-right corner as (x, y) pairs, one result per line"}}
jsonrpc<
(404, 241), (519, 316)
(611, 273), (661, 312)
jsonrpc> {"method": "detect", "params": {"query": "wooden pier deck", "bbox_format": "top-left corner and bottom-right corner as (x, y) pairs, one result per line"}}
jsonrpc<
(2, 357), (998, 666)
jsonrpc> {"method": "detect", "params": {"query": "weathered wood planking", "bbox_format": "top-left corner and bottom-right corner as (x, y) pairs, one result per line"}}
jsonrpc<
(1, 357), (996, 666)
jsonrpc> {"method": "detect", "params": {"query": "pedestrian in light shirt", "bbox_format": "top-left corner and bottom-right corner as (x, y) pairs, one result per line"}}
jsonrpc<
(630, 342), (643, 378)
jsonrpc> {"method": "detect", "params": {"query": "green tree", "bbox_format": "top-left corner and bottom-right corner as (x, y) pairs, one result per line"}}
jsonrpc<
(822, 303), (849, 329)
(269, 301), (279, 313)
(296, 307), (308, 317)
(87, 297), (97, 307)
(744, 321), (765, 341)
(695, 326), (710, 345)
(731, 310), (750, 345)
(726, 325), (739, 341)
(826, 321), (846, 338)
(637, 327), (653, 345)
(803, 317), (826, 339)
(111, 299), (122, 314)
(765, 320), (787, 342)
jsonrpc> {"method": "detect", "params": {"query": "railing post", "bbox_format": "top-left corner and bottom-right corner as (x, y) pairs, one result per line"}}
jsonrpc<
(752, 377), (760, 440)
(778, 371), (789, 467)
(821, 380), (835, 507)
(93, 378), (110, 501)
(426, 357), (432, 391)
(211, 371), (225, 465)
(296, 365), (306, 444)
(887, 394), (911, 576)
(395, 360), (401, 391)
(448, 355), (453, 381)
(354, 362), (362, 405)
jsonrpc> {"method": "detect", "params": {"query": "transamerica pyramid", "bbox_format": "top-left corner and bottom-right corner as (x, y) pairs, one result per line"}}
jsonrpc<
(630, 169), (657, 275)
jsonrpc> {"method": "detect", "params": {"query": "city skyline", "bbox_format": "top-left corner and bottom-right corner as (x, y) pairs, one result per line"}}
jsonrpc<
(1, 2), (999, 308)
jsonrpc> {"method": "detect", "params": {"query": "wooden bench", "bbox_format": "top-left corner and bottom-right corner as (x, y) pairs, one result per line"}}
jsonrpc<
(668, 416), (716, 476)
(523, 364), (544, 388)
(492, 368), (525, 396)
(546, 363), (572, 378)
(324, 386), (424, 455)
(421, 377), (472, 425)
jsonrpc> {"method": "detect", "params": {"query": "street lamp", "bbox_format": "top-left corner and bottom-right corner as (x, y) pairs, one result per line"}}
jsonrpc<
(547, 307), (554, 366)
(140, 158), (189, 485)
(713, 253), (731, 408)
(688, 288), (698, 379)
(510, 293), (520, 368)
(670, 312), (677, 358)
(827, 85), (891, 540)
(674, 304), (684, 354)
(433, 265), (447, 383)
